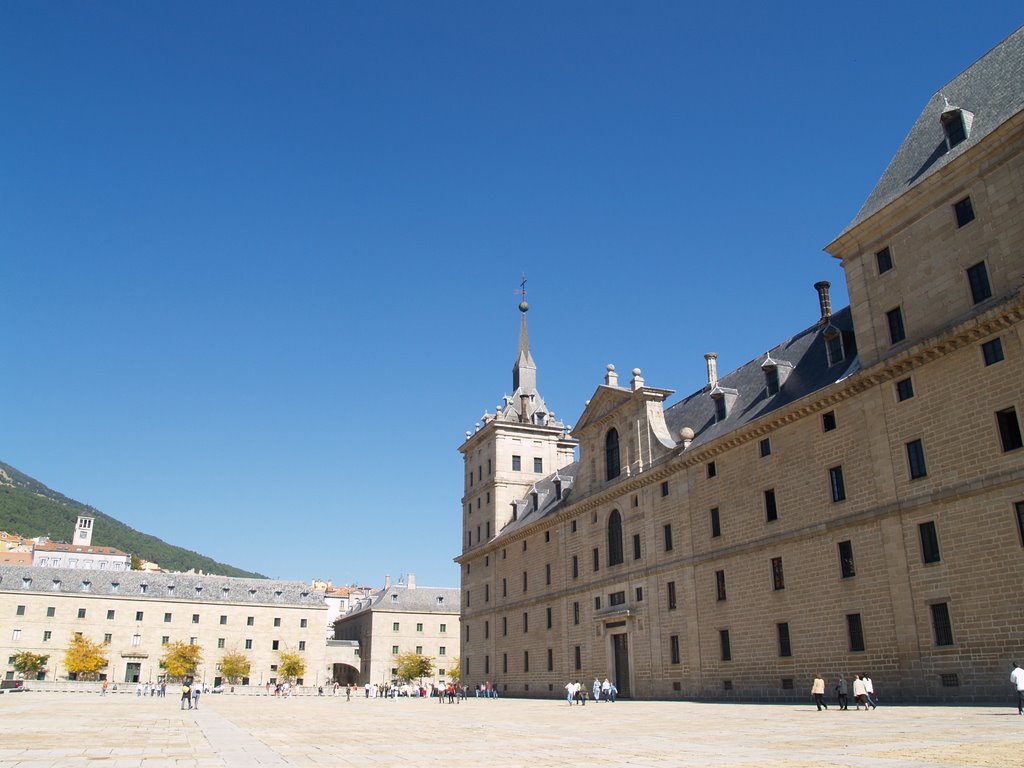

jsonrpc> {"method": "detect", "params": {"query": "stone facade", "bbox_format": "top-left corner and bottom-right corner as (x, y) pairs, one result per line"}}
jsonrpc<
(0, 565), (333, 688)
(456, 28), (1024, 702)
(333, 575), (460, 687)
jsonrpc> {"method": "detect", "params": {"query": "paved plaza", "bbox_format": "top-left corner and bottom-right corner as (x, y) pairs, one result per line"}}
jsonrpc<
(0, 690), (1019, 767)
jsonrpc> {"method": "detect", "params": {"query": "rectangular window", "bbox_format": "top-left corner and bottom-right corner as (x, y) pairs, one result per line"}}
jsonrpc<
(545, 563), (551, 585)
(502, 616), (507, 636)
(273, 617), (281, 627)
(663, 524), (673, 552)
(759, 438), (771, 457)
(661, 480), (669, 497)
(416, 623), (423, 632)
(572, 556), (578, 579)
(719, 629), (731, 661)
(667, 581), (677, 610)
(594, 596), (601, 610)
(512, 455), (521, 471)
(392, 646), (399, 655)
(777, 622), (792, 657)
(954, 196), (975, 227)
(217, 638), (225, 648)
(547, 648), (553, 671)
(11, 629), (20, 641)
(246, 616), (254, 626)
(522, 612), (529, 633)
(931, 603), (954, 646)
(573, 602), (580, 625)
(920, 521), (941, 564)
(896, 377), (914, 401)
(838, 540), (855, 578)
(997, 408), (1023, 452)
(764, 489), (778, 522)
(272, 640), (279, 650)
(534, 457), (543, 473)
(47, 607), (55, 617)
(876, 246), (893, 274)
(847, 613), (865, 652)
(771, 557), (785, 590)
(393, 622), (400, 631)
(106, 609), (115, 620)
(715, 570), (726, 601)
(300, 618), (307, 629)
(244, 639), (252, 649)
(636, 586), (643, 602)
(135, 611), (144, 621)
(887, 307), (906, 344)
(670, 635), (681, 665)
(710, 507), (721, 538)
(822, 410), (837, 432)
(192, 614), (200, 624)
(502, 578), (507, 597)
(829, 466), (846, 502)
(220, 615), (227, 625)
(592, 547), (600, 572)
(967, 261), (992, 304)
(907, 439), (928, 479)
(633, 533), (641, 560)
(440, 623), (446, 633)
(574, 646), (581, 670)
(546, 606), (552, 628)
(707, 461), (717, 478)
(982, 338), (1004, 366)
(43, 630), (52, 642)
(523, 571), (528, 592)
(1015, 501), (1024, 546)
(78, 608), (86, 619)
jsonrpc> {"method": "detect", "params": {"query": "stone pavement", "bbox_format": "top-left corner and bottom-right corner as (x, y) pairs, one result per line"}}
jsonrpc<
(0, 691), (1019, 767)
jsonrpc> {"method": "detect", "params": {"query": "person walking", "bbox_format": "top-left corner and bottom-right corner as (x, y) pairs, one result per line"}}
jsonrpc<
(192, 684), (201, 710)
(835, 675), (849, 710)
(592, 678), (602, 703)
(180, 680), (192, 710)
(1011, 662), (1024, 715)
(862, 673), (878, 709)
(811, 674), (828, 711)
(852, 675), (869, 711)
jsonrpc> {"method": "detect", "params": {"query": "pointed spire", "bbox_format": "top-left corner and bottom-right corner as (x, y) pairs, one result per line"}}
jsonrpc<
(512, 299), (537, 394)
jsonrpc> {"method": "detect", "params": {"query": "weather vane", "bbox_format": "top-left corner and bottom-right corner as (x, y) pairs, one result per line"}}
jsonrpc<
(514, 276), (528, 311)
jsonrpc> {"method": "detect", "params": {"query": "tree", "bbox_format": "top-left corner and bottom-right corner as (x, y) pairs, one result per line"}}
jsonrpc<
(63, 634), (108, 680)
(130, 554), (143, 570)
(12, 651), (49, 679)
(277, 650), (305, 682)
(448, 657), (461, 683)
(395, 651), (434, 683)
(219, 651), (251, 684)
(160, 641), (202, 680)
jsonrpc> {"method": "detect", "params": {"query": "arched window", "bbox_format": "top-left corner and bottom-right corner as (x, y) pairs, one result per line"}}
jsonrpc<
(605, 429), (620, 481)
(607, 510), (624, 566)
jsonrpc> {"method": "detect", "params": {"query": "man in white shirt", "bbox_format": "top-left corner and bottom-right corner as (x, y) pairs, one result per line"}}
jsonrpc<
(862, 674), (878, 709)
(1011, 663), (1024, 715)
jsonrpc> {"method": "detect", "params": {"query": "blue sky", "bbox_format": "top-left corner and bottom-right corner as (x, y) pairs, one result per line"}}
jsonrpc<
(2, 3), (1020, 587)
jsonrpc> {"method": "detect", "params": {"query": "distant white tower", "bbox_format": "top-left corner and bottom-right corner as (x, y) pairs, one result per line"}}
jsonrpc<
(75, 515), (94, 546)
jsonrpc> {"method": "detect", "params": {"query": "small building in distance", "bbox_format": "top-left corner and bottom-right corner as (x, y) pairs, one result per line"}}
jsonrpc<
(333, 574), (460, 688)
(31, 516), (131, 572)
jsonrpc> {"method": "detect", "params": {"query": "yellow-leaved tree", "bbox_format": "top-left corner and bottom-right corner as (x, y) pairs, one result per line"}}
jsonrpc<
(160, 641), (203, 681)
(219, 650), (251, 684)
(277, 650), (305, 683)
(63, 634), (108, 680)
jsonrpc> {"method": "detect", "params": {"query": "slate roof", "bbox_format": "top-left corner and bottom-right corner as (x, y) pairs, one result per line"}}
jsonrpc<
(0, 564), (324, 606)
(840, 26), (1024, 236)
(345, 583), (461, 616)
(496, 307), (857, 539)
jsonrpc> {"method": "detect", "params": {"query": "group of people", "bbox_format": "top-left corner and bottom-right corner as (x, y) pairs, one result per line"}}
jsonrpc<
(811, 674), (876, 711)
(564, 677), (618, 705)
(180, 679), (202, 709)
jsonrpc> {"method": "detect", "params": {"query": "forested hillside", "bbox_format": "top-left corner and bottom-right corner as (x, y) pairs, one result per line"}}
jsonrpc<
(0, 461), (265, 578)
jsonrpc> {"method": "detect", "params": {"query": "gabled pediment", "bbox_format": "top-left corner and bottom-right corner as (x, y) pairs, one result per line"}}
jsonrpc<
(571, 385), (633, 435)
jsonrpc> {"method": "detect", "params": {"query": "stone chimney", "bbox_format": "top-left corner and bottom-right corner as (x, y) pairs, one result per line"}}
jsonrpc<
(814, 281), (832, 322)
(407, 572), (416, 590)
(705, 353), (718, 389)
(384, 574), (391, 590)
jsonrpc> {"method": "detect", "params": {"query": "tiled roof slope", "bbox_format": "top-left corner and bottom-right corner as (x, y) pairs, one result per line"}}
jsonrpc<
(840, 25), (1024, 236)
(496, 307), (856, 540)
(347, 583), (461, 615)
(0, 564), (324, 606)
(663, 305), (858, 449)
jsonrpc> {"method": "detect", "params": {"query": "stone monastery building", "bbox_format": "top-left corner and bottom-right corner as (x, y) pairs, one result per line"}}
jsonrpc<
(457, 27), (1024, 702)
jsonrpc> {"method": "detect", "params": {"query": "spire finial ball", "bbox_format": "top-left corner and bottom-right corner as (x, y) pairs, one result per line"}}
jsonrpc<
(519, 301), (529, 313)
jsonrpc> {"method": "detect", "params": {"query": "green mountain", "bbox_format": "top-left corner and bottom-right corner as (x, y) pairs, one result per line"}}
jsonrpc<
(0, 460), (265, 579)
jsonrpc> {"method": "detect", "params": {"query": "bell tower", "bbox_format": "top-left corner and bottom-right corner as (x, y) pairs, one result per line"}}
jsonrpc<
(75, 515), (94, 546)
(459, 297), (576, 555)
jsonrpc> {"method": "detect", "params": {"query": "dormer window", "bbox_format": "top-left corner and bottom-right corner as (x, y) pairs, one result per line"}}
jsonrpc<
(511, 500), (519, 522)
(940, 101), (973, 150)
(391, 594), (399, 602)
(139, 583), (148, 594)
(167, 585), (175, 596)
(824, 326), (845, 366)
(710, 386), (738, 422)
(436, 596), (445, 605)
(764, 366), (780, 396)
(531, 491), (539, 512)
(553, 477), (562, 500)
(714, 393), (727, 421)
